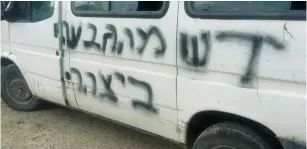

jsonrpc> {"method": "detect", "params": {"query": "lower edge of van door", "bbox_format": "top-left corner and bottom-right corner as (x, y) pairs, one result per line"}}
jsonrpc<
(278, 137), (306, 149)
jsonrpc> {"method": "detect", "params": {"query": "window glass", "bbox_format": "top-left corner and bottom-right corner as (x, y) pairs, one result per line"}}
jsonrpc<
(71, 1), (165, 17)
(186, 1), (306, 20)
(31, 1), (54, 22)
(11, 1), (31, 22)
(111, 1), (138, 12)
(73, 1), (110, 11)
(191, 1), (305, 12)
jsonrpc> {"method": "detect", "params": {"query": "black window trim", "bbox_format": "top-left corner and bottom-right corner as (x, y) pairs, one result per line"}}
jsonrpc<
(71, 1), (169, 19)
(185, 1), (306, 20)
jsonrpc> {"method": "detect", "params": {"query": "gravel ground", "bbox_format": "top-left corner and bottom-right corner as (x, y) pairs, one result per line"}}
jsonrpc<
(1, 101), (183, 149)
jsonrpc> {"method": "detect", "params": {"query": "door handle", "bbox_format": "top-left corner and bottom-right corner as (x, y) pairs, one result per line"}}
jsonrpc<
(56, 51), (59, 56)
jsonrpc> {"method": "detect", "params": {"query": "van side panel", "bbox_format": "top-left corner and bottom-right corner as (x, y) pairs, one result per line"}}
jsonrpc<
(176, 2), (306, 143)
(65, 2), (180, 141)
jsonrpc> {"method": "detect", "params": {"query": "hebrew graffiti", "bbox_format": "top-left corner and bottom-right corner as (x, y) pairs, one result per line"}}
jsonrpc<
(128, 76), (157, 113)
(86, 72), (97, 96)
(102, 32), (113, 54)
(124, 28), (135, 50)
(180, 30), (285, 85)
(54, 21), (287, 87)
(83, 23), (101, 51)
(180, 31), (212, 68)
(62, 21), (82, 50)
(68, 68), (157, 113)
(114, 71), (125, 87)
(53, 22), (167, 57)
(215, 31), (285, 84)
(98, 71), (118, 103)
(70, 68), (85, 92)
(136, 26), (166, 57)
(106, 24), (118, 54)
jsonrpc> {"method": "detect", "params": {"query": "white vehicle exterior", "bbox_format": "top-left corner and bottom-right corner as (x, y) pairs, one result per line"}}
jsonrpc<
(1, 1), (306, 149)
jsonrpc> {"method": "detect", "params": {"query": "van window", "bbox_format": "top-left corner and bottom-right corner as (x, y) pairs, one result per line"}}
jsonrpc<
(71, 1), (168, 18)
(191, 1), (293, 12)
(31, 1), (54, 22)
(2, 1), (54, 22)
(72, 1), (139, 12)
(185, 1), (306, 20)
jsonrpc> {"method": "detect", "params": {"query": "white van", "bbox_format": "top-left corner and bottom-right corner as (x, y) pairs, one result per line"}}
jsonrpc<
(1, 1), (306, 149)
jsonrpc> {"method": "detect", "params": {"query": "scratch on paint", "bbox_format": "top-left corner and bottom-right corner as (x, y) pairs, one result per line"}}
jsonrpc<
(283, 22), (294, 39)
(256, 75), (261, 104)
(292, 74), (298, 84)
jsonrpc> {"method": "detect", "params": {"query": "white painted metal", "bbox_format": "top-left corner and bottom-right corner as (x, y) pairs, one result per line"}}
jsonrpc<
(1, 20), (10, 55)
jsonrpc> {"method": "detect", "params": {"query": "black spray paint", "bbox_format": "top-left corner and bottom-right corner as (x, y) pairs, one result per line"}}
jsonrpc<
(106, 24), (118, 53)
(98, 71), (118, 103)
(114, 71), (125, 87)
(137, 26), (167, 57)
(128, 76), (157, 113)
(136, 28), (147, 55)
(124, 27), (135, 50)
(70, 68), (86, 93)
(180, 33), (198, 66)
(101, 24), (123, 55)
(86, 72), (97, 96)
(216, 31), (285, 84)
(116, 41), (124, 55)
(102, 32), (113, 54)
(180, 31), (212, 67)
(83, 23), (101, 51)
(199, 31), (212, 66)
(62, 21), (82, 50)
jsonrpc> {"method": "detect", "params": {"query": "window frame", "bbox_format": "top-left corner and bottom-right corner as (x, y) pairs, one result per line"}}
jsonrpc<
(184, 1), (306, 20)
(71, 1), (169, 19)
